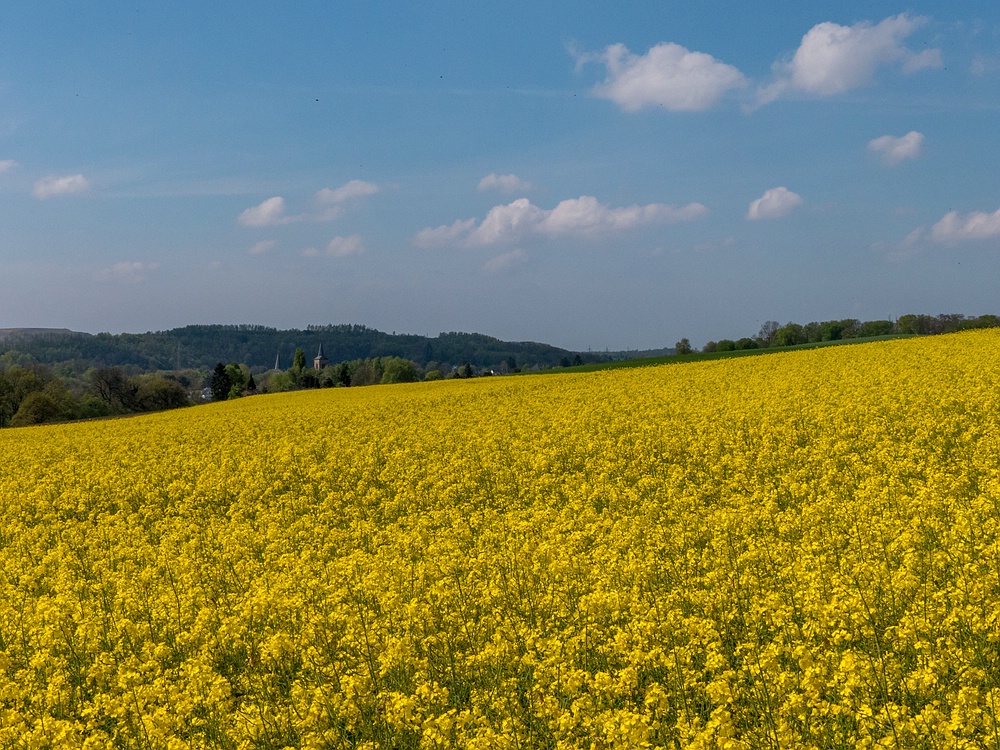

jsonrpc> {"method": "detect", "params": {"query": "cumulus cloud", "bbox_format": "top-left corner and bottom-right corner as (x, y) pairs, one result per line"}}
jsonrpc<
(248, 240), (276, 255)
(747, 187), (804, 220)
(416, 196), (708, 247)
(94, 261), (159, 284)
(469, 199), (548, 245)
(590, 42), (746, 111)
(0, 160), (17, 174)
(240, 180), (378, 226)
(478, 173), (532, 193)
(324, 234), (364, 257)
(930, 208), (1000, 243)
(238, 196), (289, 227)
(868, 131), (924, 165)
(538, 196), (708, 236)
(483, 248), (527, 275)
(315, 179), (379, 204)
(314, 180), (379, 219)
(33, 173), (89, 199)
(757, 14), (941, 105)
(413, 218), (478, 248)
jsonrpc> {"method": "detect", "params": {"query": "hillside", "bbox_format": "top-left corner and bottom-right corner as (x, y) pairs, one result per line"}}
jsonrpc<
(0, 327), (78, 340)
(0, 324), (606, 372)
(2, 330), (999, 746)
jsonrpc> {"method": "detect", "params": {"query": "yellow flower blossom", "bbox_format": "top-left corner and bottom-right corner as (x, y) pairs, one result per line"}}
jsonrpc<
(1, 330), (1000, 746)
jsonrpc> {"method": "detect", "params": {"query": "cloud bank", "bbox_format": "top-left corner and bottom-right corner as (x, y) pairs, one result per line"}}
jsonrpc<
(416, 196), (708, 247)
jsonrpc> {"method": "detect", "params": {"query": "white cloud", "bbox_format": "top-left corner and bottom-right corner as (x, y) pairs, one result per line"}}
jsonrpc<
(248, 240), (276, 255)
(478, 173), (532, 193)
(0, 160), (17, 174)
(240, 181), (378, 226)
(415, 196), (708, 247)
(94, 261), (159, 284)
(539, 196), (708, 236)
(33, 173), (89, 199)
(747, 187), (804, 220)
(868, 131), (924, 165)
(469, 198), (548, 245)
(591, 42), (746, 111)
(881, 211), (1000, 258)
(483, 248), (527, 275)
(238, 196), (289, 227)
(930, 208), (1000, 243)
(413, 218), (478, 248)
(314, 180), (379, 220)
(324, 235), (364, 257)
(315, 179), (379, 205)
(757, 14), (941, 105)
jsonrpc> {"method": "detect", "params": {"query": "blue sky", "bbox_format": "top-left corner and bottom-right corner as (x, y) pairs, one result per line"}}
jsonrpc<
(2, 1), (1000, 351)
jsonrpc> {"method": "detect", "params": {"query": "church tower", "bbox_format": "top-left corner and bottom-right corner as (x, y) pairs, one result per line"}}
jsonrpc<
(313, 343), (328, 370)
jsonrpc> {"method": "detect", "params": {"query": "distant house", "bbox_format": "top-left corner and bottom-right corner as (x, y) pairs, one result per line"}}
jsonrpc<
(314, 344), (328, 370)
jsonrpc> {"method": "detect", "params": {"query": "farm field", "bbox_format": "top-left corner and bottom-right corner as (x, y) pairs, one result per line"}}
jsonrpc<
(1, 331), (1000, 749)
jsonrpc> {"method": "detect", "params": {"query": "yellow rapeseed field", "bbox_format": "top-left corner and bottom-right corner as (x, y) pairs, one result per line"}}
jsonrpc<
(2, 330), (1000, 749)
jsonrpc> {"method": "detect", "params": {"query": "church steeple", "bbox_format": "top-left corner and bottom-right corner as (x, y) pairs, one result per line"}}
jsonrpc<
(313, 343), (328, 370)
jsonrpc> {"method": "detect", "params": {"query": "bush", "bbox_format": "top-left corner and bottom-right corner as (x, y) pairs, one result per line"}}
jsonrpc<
(11, 390), (67, 426)
(133, 378), (189, 411)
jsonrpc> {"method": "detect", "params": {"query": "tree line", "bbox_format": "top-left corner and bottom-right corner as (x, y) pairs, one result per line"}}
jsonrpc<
(0, 324), (598, 372)
(206, 350), (481, 402)
(0, 346), (502, 424)
(680, 313), (1000, 355)
(0, 359), (195, 428)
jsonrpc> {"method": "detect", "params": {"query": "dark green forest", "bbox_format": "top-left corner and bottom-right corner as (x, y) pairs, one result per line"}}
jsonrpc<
(0, 324), (595, 373)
